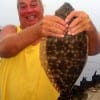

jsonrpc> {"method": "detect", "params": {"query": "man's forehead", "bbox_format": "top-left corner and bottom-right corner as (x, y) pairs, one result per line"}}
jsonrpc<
(17, 0), (38, 3)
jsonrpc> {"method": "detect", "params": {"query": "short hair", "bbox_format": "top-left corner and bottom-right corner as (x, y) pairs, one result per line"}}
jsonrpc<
(17, 0), (43, 9)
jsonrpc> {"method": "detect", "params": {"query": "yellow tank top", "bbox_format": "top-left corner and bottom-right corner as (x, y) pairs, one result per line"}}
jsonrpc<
(0, 26), (59, 100)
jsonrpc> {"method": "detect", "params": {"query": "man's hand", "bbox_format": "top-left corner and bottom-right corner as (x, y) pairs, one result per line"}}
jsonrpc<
(65, 11), (92, 35)
(36, 15), (67, 38)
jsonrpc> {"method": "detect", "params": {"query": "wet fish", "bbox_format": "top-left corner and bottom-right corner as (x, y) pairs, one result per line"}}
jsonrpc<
(40, 2), (88, 100)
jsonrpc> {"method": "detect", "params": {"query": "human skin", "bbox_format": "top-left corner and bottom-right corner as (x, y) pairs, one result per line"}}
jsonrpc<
(0, 0), (99, 57)
(0, 0), (66, 57)
(65, 11), (100, 55)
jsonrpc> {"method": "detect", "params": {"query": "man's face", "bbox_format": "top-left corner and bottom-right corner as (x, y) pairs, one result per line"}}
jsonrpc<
(17, 0), (43, 28)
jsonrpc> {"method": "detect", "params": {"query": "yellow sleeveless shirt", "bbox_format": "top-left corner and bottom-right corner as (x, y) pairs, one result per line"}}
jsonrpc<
(0, 26), (59, 100)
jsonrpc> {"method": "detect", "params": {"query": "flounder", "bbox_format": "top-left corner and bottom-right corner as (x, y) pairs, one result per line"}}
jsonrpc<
(40, 2), (88, 100)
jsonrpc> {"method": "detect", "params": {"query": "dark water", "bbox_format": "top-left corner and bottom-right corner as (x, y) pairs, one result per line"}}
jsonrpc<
(76, 54), (100, 85)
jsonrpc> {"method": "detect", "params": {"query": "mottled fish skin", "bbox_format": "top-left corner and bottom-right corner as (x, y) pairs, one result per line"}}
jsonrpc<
(40, 2), (88, 100)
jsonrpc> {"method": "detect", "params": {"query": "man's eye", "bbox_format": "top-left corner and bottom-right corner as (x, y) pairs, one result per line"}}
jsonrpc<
(20, 5), (26, 9)
(18, 3), (27, 9)
(31, 2), (37, 7)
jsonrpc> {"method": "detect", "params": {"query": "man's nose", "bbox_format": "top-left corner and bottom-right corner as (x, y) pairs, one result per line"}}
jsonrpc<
(27, 7), (33, 12)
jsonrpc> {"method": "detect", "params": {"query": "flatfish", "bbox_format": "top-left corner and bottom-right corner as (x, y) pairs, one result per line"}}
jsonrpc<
(40, 2), (88, 100)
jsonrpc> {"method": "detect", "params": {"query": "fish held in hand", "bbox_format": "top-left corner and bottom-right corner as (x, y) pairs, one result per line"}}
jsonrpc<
(40, 2), (88, 100)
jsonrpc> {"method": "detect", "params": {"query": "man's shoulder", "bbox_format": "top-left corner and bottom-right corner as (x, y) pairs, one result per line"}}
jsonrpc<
(2, 24), (17, 32)
(3, 24), (17, 30)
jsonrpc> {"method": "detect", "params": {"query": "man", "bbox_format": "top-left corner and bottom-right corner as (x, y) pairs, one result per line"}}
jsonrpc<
(0, 0), (99, 100)
(0, 0), (66, 100)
